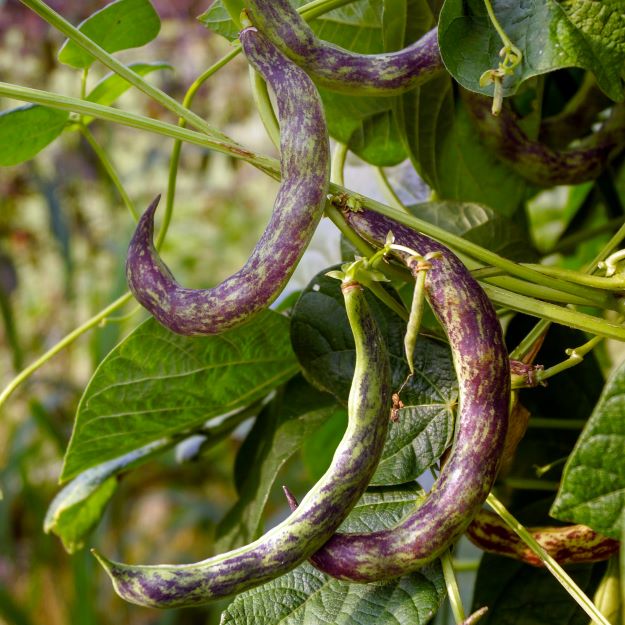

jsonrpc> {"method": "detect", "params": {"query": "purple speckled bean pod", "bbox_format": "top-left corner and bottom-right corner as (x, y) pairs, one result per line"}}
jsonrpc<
(125, 26), (330, 335)
(244, 0), (443, 95)
(466, 510), (620, 567)
(288, 207), (510, 582)
(93, 277), (392, 606)
(463, 89), (625, 187)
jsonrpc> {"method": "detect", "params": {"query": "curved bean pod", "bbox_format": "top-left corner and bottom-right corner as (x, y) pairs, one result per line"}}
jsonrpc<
(463, 90), (625, 187)
(125, 27), (329, 335)
(243, 0), (443, 96)
(466, 510), (620, 567)
(292, 207), (510, 582)
(94, 277), (391, 606)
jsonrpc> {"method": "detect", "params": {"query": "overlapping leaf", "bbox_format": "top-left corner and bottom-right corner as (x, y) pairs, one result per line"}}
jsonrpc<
(291, 269), (456, 486)
(61, 311), (298, 481)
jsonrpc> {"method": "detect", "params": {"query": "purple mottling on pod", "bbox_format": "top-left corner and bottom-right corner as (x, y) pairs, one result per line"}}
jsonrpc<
(462, 90), (625, 187)
(244, 0), (443, 95)
(125, 27), (330, 335)
(94, 276), (392, 606)
(294, 208), (510, 582)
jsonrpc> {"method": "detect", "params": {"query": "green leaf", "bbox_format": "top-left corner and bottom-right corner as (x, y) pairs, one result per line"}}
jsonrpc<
(438, 0), (625, 101)
(86, 61), (171, 107)
(0, 105), (68, 166)
(221, 486), (445, 625)
(197, 1), (241, 42)
(57, 0), (161, 69)
(551, 356), (625, 539)
(301, 408), (348, 482)
(399, 74), (528, 215)
(214, 376), (339, 550)
(291, 268), (456, 486)
(61, 311), (299, 482)
(471, 553), (603, 625)
(407, 201), (533, 261)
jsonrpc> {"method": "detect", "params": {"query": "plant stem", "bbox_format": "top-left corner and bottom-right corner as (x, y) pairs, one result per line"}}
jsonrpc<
(486, 493), (611, 625)
(0, 292), (133, 411)
(299, 0), (357, 20)
(79, 125), (138, 221)
(510, 319), (551, 360)
(375, 167), (409, 213)
(331, 142), (349, 185)
(249, 67), (280, 149)
(18, 0), (233, 142)
(441, 550), (466, 624)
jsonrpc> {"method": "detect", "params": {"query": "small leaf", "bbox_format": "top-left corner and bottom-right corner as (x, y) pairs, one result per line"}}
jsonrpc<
(197, 1), (241, 42)
(58, 0), (161, 69)
(438, 0), (625, 101)
(86, 61), (171, 107)
(291, 268), (456, 486)
(221, 486), (445, 625)
(215, 376), (339, 549)
(0, 105), (68, 166)
(61, 311), (299, 482)
(551, 357), (625, 539)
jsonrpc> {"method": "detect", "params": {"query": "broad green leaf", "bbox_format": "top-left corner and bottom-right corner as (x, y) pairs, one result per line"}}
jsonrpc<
(472, 553), (603, 624)
(407, 201), (533, 261)
(551, 356), (625, 539)
(221, 486), (445, 625)
(61, 311), (299, 482)
(45, 411), (243, 553)
(86, 61), (171, 107)
(438, 0), (625, 101)
(0, 105), (68, 166)
(58, 0), (160, 69)
(399, 74), (528, 216)
(291, 269), (456, 486)
(301, 408), (348, 482)
(215, 376), (339, 550)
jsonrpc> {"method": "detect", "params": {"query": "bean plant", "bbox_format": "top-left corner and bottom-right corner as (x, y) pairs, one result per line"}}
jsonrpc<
(1, 0), (625, 624)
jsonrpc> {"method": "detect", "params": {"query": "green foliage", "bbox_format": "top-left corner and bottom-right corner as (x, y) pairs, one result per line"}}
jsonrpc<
(57, 0), (161, 69)
(438, 0), (625, 101)
(291, 268), (456, 485)
(221, 487), (445, 625)
(551, 356), (625, 538)
(0, 105), (68, 166)
(61, 312), (299, 481)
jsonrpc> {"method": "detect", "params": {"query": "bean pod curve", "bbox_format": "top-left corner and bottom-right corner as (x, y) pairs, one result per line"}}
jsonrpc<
(94, 266), (392, 606)
(289, 207), (511, 582)
(125, 25), (329, 335)
(463, 90), (625, 187)
(466, 510), (620, 567)
(244, 0), (443, 96)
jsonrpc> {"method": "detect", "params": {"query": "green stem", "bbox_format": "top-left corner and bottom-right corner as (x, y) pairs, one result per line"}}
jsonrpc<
(486, 493), (611, 625)
(482, 0), (515, 51)
(509, 318), (551, 360)
(249, 67), (280, 148)
(160, 46), (241, 249)
(0, 292), (133, 411)
(331, 142), (349, 185)
(375, 167), (409, 213)
(79, 125), (138, 221)
(441, 550), (466, 624)
(299, 0), (357, 20)
(481, 285), (625, 342)
(550, 218), (625, 255)
(586, 219), (625, 274)
(18, 0), (233, 143)
(80, 67), (88, 99)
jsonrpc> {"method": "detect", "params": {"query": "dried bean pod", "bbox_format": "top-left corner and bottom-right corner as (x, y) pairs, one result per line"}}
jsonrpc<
(463, 90), (625, 187)
(466, 510), (620, 567)
(125, 27), (329, 335)
(244, 0), (443, 96)
(294, 208), (510, 582)
(93, 277), (392, 606)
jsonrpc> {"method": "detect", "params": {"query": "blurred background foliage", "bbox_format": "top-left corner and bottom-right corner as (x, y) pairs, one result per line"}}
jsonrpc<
(0, 2), (307, 623)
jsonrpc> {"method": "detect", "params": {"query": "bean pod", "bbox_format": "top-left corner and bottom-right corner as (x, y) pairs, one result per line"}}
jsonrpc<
(244, 0), (443, 96)
(463, 90), (625, 187)
(93, 276), (392, 606)
(125, 26), (329, 335)
(293, 208), (510, 582)
(466, 510), (620, 567)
